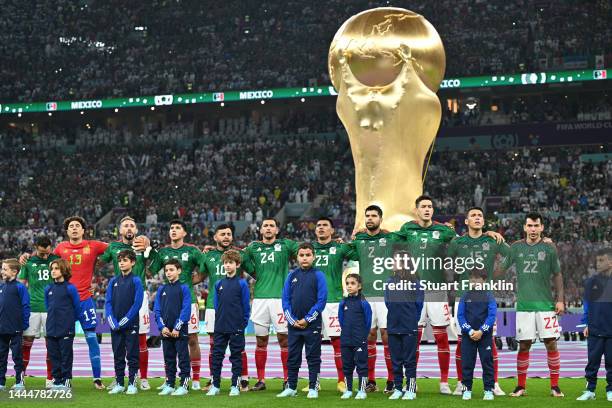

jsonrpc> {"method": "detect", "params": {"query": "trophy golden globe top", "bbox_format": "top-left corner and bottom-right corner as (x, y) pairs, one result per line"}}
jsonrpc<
(328, 8), (446, 232)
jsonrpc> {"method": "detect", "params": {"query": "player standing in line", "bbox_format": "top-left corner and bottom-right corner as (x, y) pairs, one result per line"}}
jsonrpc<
(311, 216), (354, 393)
(397, 196), (504, 395)
(501, 213), (565, 398)
(347, 205), (402, 393)
(18, 236), (59, 389)
(446, 207), (509, 396)
(147, 219), (204, 390)
(195, 224), (250, 392)
(100, 216), (151, 390)
(240, 218), (299, 391)
(21, 216), (109, 389)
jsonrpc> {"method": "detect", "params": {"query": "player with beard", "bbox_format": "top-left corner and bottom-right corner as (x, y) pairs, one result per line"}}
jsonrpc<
(147, 220), (204, 390)
(241, 218), (299, 391)
(194, 224), (251, 392)
(501, 213), (565, 398)
(347, 205), (403, 393)
(99, 216), (151, 390)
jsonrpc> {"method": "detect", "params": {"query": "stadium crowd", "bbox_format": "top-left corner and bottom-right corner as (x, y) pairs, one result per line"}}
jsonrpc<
(1, 0), (610, 102)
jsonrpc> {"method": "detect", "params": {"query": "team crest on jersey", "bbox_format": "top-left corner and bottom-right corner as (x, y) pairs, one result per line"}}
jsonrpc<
(330, 247), (337, 254)
(181, 253), (189, 261)
(48, 291), (52, 295)
(292, 277), (298, 283)
(163, 256), (169, 260)
(379, 238), (386, 247)
(114, 282), (118, 287)
(432, 231), (440, 239)
(83, 246), (91, 254)
(32, 263), (37, 267)
(344, 305), (348, 310)
(274, 244), (282, 251)
(483, 243), (490, 251)
(538, 251), (546, 260)
(219, 285), (223, 291)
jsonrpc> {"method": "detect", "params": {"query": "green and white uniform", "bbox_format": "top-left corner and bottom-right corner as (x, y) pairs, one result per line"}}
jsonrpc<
(501, 239), (562, 341)
(242, 239), (298, 334)
(19, 254), (60, 337)
(398, 221), (456, 327)
(313, 241), (353, 336)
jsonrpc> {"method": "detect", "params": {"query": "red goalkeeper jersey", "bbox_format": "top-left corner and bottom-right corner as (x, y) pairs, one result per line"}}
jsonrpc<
(54, 240), (108, 301)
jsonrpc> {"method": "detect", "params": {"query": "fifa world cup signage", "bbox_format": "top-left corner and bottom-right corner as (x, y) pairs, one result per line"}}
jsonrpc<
(328, 8), (446, 231)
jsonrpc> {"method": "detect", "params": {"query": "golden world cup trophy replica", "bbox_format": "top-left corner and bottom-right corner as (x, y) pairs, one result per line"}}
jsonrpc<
(328, 8), (445, 232)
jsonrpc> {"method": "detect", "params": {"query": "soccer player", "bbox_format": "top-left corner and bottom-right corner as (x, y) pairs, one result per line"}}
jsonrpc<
(347, 205), (403, 393)
(206, 250), (250, 397)
(277, 243), (327, 399)
(501, 213), (565, 398)
(20, 216), (109, 389)
(396, 196), (457, 394)
(446, 207), (509, 396)
(195, 224), (250, 392)
(100, 216), (151, 390)
(577, 247), (612, 401)
(18, 236), (59, 388)
(312, 216), (354, 392)
(147, 219), (204, 389)
(105, 250), (144, 395)
(0, 259), (30, 391)
(241, 218), (299, 391)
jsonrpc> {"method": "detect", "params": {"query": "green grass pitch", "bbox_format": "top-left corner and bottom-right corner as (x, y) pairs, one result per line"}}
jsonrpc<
(1, 378), (609, 407)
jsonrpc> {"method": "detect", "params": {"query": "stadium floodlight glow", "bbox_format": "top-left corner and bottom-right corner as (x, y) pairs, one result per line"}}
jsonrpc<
(150, 106), (155, 110)
(114, 108), (119, 112)
(220, 102), (225, 107)
(80, 111), (84, 115)
(260, 100), (265, 104)
(300, 98), (305, 102)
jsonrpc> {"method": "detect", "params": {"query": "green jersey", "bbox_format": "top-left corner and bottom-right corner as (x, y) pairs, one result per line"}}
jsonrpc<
(18, 255), (60, 313)
(398, 221), (456, 283)
(501, 240), (561, 312)
(148, 244), (203, 303)
(242, 238), (298, 299)
(347, 231), (403, 297)
(312, 241), (353, 302)
(447, 235), (510, 295)
(199, 248), (246, 308)
(99, 241), (147, 281)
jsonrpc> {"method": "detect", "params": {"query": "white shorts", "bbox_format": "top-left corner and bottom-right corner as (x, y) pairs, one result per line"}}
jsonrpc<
(452, 304), (497, 336)
(419, 302), (451, 327)
(205, 308), (215, 333)
(515, 311), (561, 341)
(23, 312), (47, 338)
(188, 303), (200, 334)
(370, 301), (388, 329)
(322, 303), (341, 337)
(139, 295), (151, 335)
(251, 298), (288, 335)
